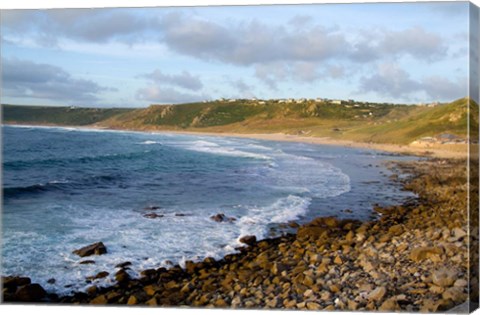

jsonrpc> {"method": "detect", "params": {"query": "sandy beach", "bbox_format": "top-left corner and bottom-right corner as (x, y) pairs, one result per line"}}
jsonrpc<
(130, 128), (471, 159)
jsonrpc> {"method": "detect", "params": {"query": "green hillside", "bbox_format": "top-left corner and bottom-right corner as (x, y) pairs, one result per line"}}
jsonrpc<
(2, 105), (134, 126)
(2, 98), (476, 145)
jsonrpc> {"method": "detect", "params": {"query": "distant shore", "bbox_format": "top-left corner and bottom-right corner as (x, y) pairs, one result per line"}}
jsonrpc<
(4, 123), (470, 159)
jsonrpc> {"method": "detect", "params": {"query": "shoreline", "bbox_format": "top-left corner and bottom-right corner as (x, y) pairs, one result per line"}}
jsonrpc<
(2, 157), (473, 312)
(3, 122), (469, 158)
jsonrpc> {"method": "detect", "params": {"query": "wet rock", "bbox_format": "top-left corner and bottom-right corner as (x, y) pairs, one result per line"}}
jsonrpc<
(210, 213), (236, 223)
(239, 235), (257, 246)
(115, 261), (132, 268)
(2, 276), (31, 289)
(143, 213), (164, 219)
(73, 242), (107, 257)
(15, 283), (47, 302)
(47, 278), (56, 284)
(115, 269), (130, 283)
(79, 260), (96, 265)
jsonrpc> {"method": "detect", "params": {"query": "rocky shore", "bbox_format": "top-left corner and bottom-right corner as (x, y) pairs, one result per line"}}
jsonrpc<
(2, 158), (476, 312)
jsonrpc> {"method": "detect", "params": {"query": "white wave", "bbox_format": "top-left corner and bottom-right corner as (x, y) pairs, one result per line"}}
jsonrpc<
(138, 140), (161, 145)
(237, 195), (311, 241)
(180, 140), (272, 160)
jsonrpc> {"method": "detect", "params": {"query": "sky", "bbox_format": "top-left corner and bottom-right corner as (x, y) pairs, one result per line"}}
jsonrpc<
(0, 1), (474, 107)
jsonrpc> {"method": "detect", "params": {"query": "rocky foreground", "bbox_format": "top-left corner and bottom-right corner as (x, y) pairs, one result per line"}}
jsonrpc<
(2, 158), (477, 312)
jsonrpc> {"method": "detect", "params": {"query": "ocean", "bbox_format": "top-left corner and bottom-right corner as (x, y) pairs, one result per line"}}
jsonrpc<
(2, 125), (415, 295)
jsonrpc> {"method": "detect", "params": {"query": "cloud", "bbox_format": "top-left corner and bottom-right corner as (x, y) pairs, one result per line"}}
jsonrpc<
(136, 86), (208, 104)
(1, 58), (112, 103)
(2, 9), (157, 45)
(139, 69), (203, 91)
(3, 9), (449, 66)
(360, 63), (465, 101)
(378, 27), (447, 60)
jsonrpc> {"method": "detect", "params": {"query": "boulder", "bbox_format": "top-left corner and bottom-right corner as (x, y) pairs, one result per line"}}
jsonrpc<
(239, 235), (257, 246)
(73, 242), (107, 257)
(15, 283), (47, 302)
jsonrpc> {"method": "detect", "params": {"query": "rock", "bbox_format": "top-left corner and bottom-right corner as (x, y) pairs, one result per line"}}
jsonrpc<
(115, 269), (130, 283)
(146, 296), (159, 306)
(367, 286), (386, 302)
(239, 235), (257, 246)
(72, 242), (107, 257)
(86, 286), (98, 296)
(175, 213), (187, 217)
(388, 224), (404, 236)
(432, 269), (457, 287)
(3, 276), (31, 289)
(288, 221), (300, 228)
(334, 255), (343, 265)
(115, 261), (132, 268)
(94, 271), (109, 279)
(306, 302), (321, 310)
(15, 283), (47, 302)
(79, 260), (96, 265)
(143, 213), (164, 219)
(454, 279), (468, 287)
(47, 278), (56, 284)
(452, 227), (467, 240)
(127, 295), (138, 305)
(214, 298), (228, 307)
(90, 294), (108, 304)
(409, 246), (443, 262)
(443, 287), (467, 302)
(379, 297), (401, 311)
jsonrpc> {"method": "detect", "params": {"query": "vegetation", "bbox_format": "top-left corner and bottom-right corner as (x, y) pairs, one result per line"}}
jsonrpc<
(2, 98), (477, 145)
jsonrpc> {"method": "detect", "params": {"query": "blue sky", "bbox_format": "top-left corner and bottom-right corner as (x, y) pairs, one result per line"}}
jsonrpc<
(0, 2), (472, 107)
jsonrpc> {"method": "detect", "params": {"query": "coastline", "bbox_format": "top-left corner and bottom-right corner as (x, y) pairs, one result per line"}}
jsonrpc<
(2, 150), (473, 311)
(4, 122), (469, 159)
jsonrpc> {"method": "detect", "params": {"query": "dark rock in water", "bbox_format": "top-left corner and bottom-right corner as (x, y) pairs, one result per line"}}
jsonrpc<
(47, 278), (56, 284)
(239, 235), (257, 246)
(144, 206), (161, 211)
(143, 213), (164, 219)
(210, 213), (237, 223)
(2, 276), (31, 289)
(115, 261), (132, 268)
(15, 283), (47, 302)
(115, 269), (130, 283)
(79, 260), (96, 265)
(288, 221), (300, 228)
(175, 213), (186, 217)
(89, 271), (109, 280)
(73, 242), (107, 257)
(211, 213), (226, 222)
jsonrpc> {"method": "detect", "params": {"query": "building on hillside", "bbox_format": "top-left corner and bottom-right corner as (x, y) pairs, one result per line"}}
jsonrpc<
(331, 100), (343, 105)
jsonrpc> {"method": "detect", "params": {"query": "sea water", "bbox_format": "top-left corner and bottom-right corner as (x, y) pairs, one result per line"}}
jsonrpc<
(2, 125), (415, 294)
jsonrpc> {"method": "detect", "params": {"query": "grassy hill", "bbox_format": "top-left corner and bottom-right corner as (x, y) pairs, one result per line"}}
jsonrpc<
(2, 98), (477, 145)
(2, 105), (134, 126)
